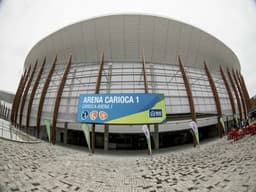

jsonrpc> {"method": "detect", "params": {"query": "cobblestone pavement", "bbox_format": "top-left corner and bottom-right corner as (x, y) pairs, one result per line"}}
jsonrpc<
(1, 135), (256, 192)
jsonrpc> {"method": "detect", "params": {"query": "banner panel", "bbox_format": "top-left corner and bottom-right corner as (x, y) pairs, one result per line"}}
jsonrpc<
(76, 93), (166, 124)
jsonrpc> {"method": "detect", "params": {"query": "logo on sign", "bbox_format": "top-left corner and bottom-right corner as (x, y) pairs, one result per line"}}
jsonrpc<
(99, 111), (108, 120)
(90, 111), (98, 120)
(149, 109), (162, 118)
(81, 111), (89, 120)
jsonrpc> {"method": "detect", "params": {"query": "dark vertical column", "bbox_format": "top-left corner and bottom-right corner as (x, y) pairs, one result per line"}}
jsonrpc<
(104, 124), (109, 150)
(52, 55), (72, 144)
(26, 58), (46, 127)
(91, 52), (104, 153)
(7, 108), (10, 120)
(220, 66), (236, 114)
(11, 71), (25, 123)
(3, 105), (7, 119)
(142, 49), (154, 152)
(14, 65), (32, 127)
(3, 105), (5, 119)
(232, 69), (247, 119)
(237, 71), (251, 112)
(95, 53), (104, 93)
(104, 64), (112, 151)
(1, 103), (3, 118)
(64, 122), (68, 144)
(19, 61), (38, 128)
(12, 70), (26, 124)
(2, 104), (4, 117)
(227, 68), (243, 121)
(2, 104), (5, 118)
(1, 104), (3, 118)
(4, 105), (6, 119)
(36, 56), (57, 137)
(149, 64), (159, 149)
(178, 56), (196, 122)
(1, 103), (2, 118)
(4, 106), (7, 119)
(142, 49), (149, 93)
(240, 72), (251, 110)
(0, 104), (2, 118)
(1, 104), (4, 118)
(204, 62), (223, 137)
(5, 107), (7, 120)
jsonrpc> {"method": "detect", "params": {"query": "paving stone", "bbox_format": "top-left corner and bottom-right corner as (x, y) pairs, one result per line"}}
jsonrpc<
(1, 134), (256, 191)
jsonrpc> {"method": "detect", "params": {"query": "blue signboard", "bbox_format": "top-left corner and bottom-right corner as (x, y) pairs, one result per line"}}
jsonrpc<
(76, 93), (166, 124)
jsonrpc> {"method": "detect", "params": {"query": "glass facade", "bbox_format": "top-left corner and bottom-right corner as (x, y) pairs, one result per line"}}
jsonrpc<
(17, 60), (242, 127)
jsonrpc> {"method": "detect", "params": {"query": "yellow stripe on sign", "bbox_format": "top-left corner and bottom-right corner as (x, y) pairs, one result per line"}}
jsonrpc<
(107, 99), (166, 124)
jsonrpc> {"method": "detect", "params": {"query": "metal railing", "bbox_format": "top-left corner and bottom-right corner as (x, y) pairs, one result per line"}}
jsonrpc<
(0, 118), (39, 143)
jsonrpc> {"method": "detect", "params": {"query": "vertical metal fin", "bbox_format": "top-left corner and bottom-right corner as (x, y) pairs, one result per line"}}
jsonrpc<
(204, 62), (223, 137)
(178, 56), (196, 122)
(52, 55), (72, 144)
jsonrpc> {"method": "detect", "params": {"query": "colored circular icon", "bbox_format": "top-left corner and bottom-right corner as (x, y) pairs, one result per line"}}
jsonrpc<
(90, 111), (98, 120)
(99, 111), (108, 120)
(81, 111), (89, 120)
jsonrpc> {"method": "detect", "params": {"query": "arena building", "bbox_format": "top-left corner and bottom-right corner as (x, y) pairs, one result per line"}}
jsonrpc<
(11, 14), (251, 151)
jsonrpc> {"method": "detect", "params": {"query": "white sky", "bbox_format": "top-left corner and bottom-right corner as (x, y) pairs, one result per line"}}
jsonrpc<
(0, 0), (255, 96)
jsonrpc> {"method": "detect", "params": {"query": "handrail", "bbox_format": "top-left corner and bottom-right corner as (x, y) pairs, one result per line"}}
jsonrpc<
(0, 118), (40, 143)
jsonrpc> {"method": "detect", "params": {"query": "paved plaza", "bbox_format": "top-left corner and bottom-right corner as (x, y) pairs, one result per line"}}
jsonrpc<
(1, 134), (256, 192)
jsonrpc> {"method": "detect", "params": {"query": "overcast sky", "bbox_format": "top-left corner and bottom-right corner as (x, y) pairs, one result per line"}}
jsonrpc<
(0, 0), (255, 97)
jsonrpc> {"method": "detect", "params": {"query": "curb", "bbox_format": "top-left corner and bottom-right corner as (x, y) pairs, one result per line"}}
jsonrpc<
(0, 136), (41, 144)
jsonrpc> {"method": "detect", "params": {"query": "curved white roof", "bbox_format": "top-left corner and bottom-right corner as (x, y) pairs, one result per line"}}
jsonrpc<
(24, 14), (240, 72)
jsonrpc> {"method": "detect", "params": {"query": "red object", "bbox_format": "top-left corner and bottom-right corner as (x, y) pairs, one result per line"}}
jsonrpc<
(249, 125), (256, 135)
(227, 125), (256, 141)
(227, 129), (240, 140)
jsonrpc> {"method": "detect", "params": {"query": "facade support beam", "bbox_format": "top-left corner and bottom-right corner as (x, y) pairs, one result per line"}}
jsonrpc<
(5, 106), (8, 120)
(149, 64), (159, 150)
(19, 61), (38, 128)
(3, 105), (6, 119)
(7, 108), (10, 120)
(52, 55), (72, 144)
(11, 70), (26, 124)
(3, 105), (5, 119)
(142, 49), (149, 94)
(220, 66), (236, 114)
(3, 105), (6, 118)
(153, 124), (159, 149)
(91, 52), (104, 153)
(36, 56), (57, 137)
(204, 62), (223, 137)
(240, 72), (252, 110)
(5, 106), (8, 119)
(14, 65), (31, 127)
(1, 105), (4, 118)
(2, 104), (4, 118)
(26, 58), (46, 127)
(178, 56), (196, 122)
(237, 71), (251, 112)
(141, 49), (154, 152)
(5, 106), (7, 118)
(104, 63), (112, 151)
(232, 69), (247, 119)
(2, 105), (5, 118)
(227, 68), (243, 121)
(0, 104), (2, 118)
